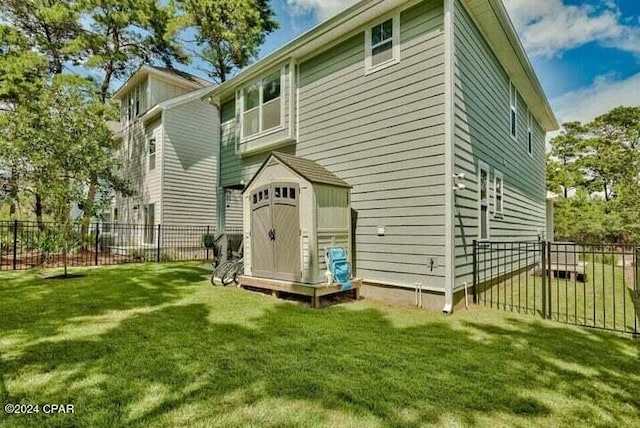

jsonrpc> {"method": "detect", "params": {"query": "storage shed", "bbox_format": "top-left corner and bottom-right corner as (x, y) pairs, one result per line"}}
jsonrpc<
(242, 152), (352, 285)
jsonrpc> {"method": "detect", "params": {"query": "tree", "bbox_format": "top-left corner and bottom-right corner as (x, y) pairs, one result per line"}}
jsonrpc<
(0, 75), (131, 274)
(0, 0), (82, 74)
(547, 122), (584, 198)
(548, 107), (640, 243)
(179, 0), (278, 82)
(78, 0), (188, 102)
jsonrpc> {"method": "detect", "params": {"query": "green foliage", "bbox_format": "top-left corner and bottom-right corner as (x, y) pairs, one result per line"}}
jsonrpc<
(179, 0), (279, 82)
(548, 107), (640, 243)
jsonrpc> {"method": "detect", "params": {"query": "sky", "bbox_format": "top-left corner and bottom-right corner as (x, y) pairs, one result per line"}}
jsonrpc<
(185, 0), (640, 127)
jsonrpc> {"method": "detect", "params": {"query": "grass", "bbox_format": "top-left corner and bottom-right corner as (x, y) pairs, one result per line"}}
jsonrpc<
(0, 263), (638, 427)
(477, 260), (639, 332)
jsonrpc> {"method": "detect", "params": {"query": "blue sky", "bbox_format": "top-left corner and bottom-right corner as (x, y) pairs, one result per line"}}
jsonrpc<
(187, 0), (640, 125)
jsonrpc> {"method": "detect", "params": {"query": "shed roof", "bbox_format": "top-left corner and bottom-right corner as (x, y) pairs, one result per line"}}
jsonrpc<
(246, 152), (352, 191)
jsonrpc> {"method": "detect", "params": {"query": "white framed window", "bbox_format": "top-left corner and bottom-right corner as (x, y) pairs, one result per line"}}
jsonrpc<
(241, 68), (283, 139)
(365, 14), (401, 74)
(510, 81), (517, 140)
(494, 171), (504, 217)
(527, 110), (533, 155)
(478, 162), (490, 240)
(148, 138), (156, 171)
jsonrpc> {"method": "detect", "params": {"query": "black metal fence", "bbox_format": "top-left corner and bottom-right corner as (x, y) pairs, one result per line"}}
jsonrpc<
(0, 220), (236, 271)
(473, 240), (639, 335)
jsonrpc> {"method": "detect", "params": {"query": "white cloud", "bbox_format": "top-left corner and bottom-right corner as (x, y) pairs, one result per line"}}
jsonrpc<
(504, 0), (640, 57)
(552, 73), (640, 124)
(286, 0), (358, 21)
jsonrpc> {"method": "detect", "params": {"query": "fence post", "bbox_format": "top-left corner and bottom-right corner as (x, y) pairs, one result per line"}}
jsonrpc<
(206, 225), (210, 261)
(472, 240), (478, 304)
(546, 241), (553, 319)
(12, 219), (18, 271)
(156, 224), (162, 263)
(94, 223), (100, 266)
(541, 240), (548, 319)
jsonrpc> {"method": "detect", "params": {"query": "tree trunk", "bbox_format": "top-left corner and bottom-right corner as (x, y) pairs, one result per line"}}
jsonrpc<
(35, 193), (45, 231)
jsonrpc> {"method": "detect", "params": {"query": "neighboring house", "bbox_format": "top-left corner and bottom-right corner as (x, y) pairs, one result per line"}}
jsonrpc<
(111, 66), (218, 244)
(201, 0), (559, 311)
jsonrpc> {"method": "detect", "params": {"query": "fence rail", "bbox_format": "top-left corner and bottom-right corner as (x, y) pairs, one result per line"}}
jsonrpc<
(473, 240), (639, 335)
(0, 220), (240, 271)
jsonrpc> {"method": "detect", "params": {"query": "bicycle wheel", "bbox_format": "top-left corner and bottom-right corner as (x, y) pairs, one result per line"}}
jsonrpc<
(222, 260), (243, 286)
(212, 260), (235, 286)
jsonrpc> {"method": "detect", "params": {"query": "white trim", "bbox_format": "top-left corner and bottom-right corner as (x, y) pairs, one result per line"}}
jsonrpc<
(443, 0), (455, 313)
(238, 65), (286, 141)
(509, 80), (517, 141)
(493, 170), (504, 217)
(477, 161), (490, 241)
(364, 12), (401, 75)
(527, 109), (533, 155)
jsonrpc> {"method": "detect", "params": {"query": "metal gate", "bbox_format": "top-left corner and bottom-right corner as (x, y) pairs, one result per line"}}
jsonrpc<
(473, 240), (639, 335)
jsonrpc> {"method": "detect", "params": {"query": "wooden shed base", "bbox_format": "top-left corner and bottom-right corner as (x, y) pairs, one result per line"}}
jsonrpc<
(237, 275), (361, 308)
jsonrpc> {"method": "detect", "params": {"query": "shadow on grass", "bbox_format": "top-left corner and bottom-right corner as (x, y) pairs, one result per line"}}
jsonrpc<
(0, 264), (206, 336)
(1, 271), (639, 427)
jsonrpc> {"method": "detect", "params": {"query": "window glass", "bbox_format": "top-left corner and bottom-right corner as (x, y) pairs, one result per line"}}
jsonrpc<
(253, 194), (258, 204)
(275, 187), (281, 198)
(243, 109), (259, 137)
(148, 138), (156, 170)
(264, 189), (269, 200)
(259, 191), (263, 202)
(510, 82), (517, 138)
(371, 19), (394, 66)
(263, 71), (281, 103)
(480, 169), (488, 202)
(244, 84), (260, 111)
(282, 187), (288, 198)
(495, 177), (503, 214)
(290, 188), (296, 199)
(262, 97), (281, 130)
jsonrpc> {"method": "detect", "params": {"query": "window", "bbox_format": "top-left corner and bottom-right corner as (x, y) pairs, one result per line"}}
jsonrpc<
(148, 138), (156, 170)
(365, 14), (400, 73)
(494, 172), (504, 216)
(221, 99), (236, 123)
(510, 81), (517, 139)
(241, 69), (283, 138)
(527, 111), (533, 155)
(479, 164), (490, 240)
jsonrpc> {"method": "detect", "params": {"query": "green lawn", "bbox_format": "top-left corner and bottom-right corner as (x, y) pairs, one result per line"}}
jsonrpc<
(477, 261), (639, 332)
(0, 264), (639, 427)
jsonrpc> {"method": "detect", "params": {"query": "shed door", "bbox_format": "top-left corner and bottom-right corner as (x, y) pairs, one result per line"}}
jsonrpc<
(250, 183), (301, 281)
(251, 186), (275, 278)
(273, 184), (300, 281)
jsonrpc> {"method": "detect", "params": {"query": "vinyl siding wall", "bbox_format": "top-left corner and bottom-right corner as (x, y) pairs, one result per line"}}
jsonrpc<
(149, 76), (195, 107)
(297, 0), (447, 289)
(452, 0), (547, 287)
(162, 100), (218, 227)
(114, 117), (163, 226)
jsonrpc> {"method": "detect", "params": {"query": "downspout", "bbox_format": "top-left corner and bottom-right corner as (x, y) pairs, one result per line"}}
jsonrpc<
(442, 0), (456, 314)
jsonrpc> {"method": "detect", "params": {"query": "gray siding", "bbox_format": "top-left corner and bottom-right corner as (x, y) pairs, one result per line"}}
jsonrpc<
(453, 0), (547, 287)
(224, 188), (243, 231)
(299, 0), (447, 288)
(114, 117), (162, 225)
(162, 100), (218, 226)
(149, 76), (194, 107)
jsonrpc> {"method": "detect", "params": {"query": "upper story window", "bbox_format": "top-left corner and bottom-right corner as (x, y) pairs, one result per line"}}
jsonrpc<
(527, 110), (533, 155)
(479, 163), (490, 240)
(241, 69), (283, 139)
(510, 81), (517, 140)
(148, 138), (156, 170)
(494, 172), (504, 216)
(365, 14), (400, 74)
